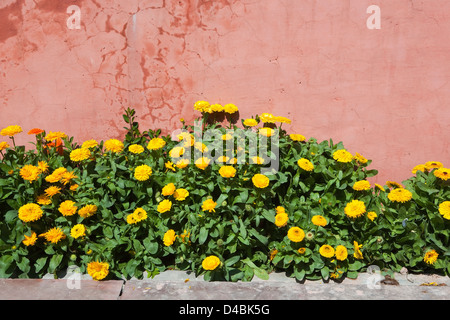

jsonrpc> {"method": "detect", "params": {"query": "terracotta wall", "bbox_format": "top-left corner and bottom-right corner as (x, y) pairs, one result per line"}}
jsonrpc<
(1, 0), (449, 184)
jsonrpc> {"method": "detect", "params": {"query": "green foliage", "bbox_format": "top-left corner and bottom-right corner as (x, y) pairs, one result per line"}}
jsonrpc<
(0, 108), (448, 281)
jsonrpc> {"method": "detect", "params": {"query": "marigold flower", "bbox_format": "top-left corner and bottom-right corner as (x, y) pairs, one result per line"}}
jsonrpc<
(311, 215), (327, 227)
(45, 167), (67, 183)
(434, 167), (450, 181)
(259, 113), (276, 123)
(133, 208), (147, 222)
(27, 128), (44, 135)
(211, 103), (224, 112)
(275, 206), (286, 215)
(22, 232), (38, 246)
(367, 211), (378, 221)
(252, 173), (269, 188)
(18, 203), (43, 222)
(87, 261), (109, 281)
(353, 152), (368, 164)
(1, 125), (22, 137)
(387, 188), (413, 203)
(274, 212), (288, 227)
(134, 164), (152, 181)
(344, 200), (366, 219)
(81, 139), (98, 149)
(412, 164), (427, 174)
(297, 158), (314, 171)
(44, 131), (67, 141)
(319, 245), (335, 258)
(423, 249), (439, 265)
(194, 142), (208, 153)
(58, 200), (77, 217)
(165, 161), (176, 172)
(251, 156), (265, 165)
(174, 188), (189, 201)
(194, 100), (210, 113)
(289, 134), (306, 142)
(40, 227), (66, 244)
(195, 157), (211, 170)
(258, 127), (274, 137)
(147, 137), (166, 150)
(104, 138), (124, 153)
(438, 201), (450, 220)
(275, 116), (291, 124)
(163, 229), (176, 246)
(37, 161), (49, 174)
(162, 183), (176, 196)
(374, 183), (385, 192)
(78, 204), (97, 218)
(223, 103), (238, 114)
(202, 199), (217, 212)
(353, 241), (363, 259)
(36, 194), (52, 205)
(70, 224), (86, 239)
(270, 249), (278, 260)
(60, 171), (78, 185)
(425, 161), (443, 170)
(175, 159), (189, 169)
(333, 149), (353, 163)
(157, 199), (172, 213)
(128, 144), (144, 154)
(70, 148), (91, 162)
(44, 186), (61, 197)
(335, 245), (348, 261)
(386, 181), (403, 189)
(352, 180), (371, 191)
(169, 146), (185, 158)
(287, 227), (305, 242)
(219, 165), (236, 178)
(202, 255), (220, 270)
(243, 118), (258, 127)
(0, 141), (10, 151)
(20, 165), (40, 182)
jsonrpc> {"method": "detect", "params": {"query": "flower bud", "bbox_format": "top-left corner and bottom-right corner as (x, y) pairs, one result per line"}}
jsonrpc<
(217, 239), (224, 247)
(70, 254), (77, 262)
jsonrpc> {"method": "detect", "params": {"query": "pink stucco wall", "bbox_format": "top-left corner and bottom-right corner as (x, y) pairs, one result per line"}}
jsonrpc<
(1, 0), (449, 184)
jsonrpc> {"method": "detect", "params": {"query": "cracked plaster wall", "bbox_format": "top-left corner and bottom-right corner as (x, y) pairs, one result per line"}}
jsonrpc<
(0, 0), (449, 183)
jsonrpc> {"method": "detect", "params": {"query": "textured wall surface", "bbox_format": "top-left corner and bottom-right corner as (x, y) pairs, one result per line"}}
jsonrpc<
(1, 0), (449, 184)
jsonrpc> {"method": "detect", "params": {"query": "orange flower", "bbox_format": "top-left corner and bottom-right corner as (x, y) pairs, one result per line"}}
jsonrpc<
(28, 128), (44, 135)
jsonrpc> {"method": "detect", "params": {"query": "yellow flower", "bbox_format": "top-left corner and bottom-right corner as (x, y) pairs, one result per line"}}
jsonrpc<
(20, 165), (40, 182)
(367, 211), (378, 221)
(58, 200), (78, 217)
(194, 100), (210, 113)
(243, 118), (258, 127)
(276, 206), (286, 215)
(251, 156), (265, 164)
(87, 261), (109, 281)
(434, 167), (450, 181)
(78, 204), (97, 218)
(211, 103), (224, 112)
(37, 161), (49, 174)
(289, 134), (306, 142)
(175, 158), (189, 169)
(157, 199), (172, 213)
(0, 141), (10, 150)
(217, 156), (229, 163)
(270, 249), (278, 260)
(60, 171), (77, 185)
(22, 232), (37, 246)
(70, 148), (91, 161)
(174, 188), (189, 201)
(319, 245), (335, 258)
(44, 186), (61, 197)
(425, 161), (443, 170)
(259, 113), (276, 123)
(194, 142), (208, 153)
(180, 230), (190, 243)
(202, 199), (217, 212)
(18, 203), (43, 222)
(36, 194), (52, 205)
(169, 146), (185, 158)
(1, 125), (22, 136)
(134, 164), (152, 181)
(274, 212), (288, 227)
(126, 213), (138, 224)
(311, 215), (327, 227)
(352, 180), (371, 191)
(162, 183), (176, 196)
(219, 165), (236, 178)
(287, 227), (305, 242)
(333, 149), (353, 163)
(275, 116), (291, 124)
(44, 131), (67, 141)
(344, 200), (366, 219)
(335, 245), (348, 261)
(353, 152), (368, 164)
(163, 229), (177, 246)
(353, 241), (363, 259)
(387, 188), (413, 203)
(224, 103), (238, 114)
(147, 137), (166, 150)
(374, 183), (385, 192)
(297, 248), (306, 254)
(40, 227), (66, 244)
(45, 167), (67, 183)
(81, 139), (98, 149)
(386, 181), (403, 189)
(69, 184), (79, 191)
(128, 144), (144, 154)
(165, 161), (176, 172)
(412, 164), (427, 174)
(202, 255), (221, 270)
(70, 224), (86, 239)
(423, 249), (439, 265)
(252, 173), (269, 188)
(195, 157), (211, 170)
(297, 158), (314, 171)
(438, 201), (450, 220)
(258, 127), (274, 137)
(104, 139), (124, 153)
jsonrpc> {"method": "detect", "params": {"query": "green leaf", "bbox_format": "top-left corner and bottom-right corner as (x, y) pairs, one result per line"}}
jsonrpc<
(224, 255), (241, 267)
(249, 228), (268, 245)
(34, 257), (48, 273)
(48, 254), (63, 274)
(0, 255), (14, 277)
(198, 227), (208, 245)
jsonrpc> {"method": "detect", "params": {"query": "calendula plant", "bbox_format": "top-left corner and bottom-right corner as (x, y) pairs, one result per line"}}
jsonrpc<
(0, 102), (448, 281)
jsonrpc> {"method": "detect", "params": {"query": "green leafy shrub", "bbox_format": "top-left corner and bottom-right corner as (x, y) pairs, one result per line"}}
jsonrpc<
(0, 104), (448, 281)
